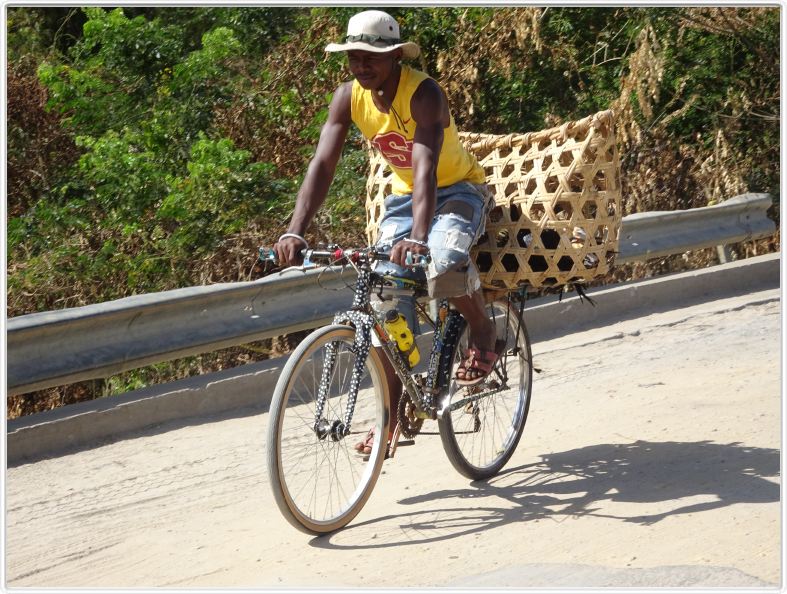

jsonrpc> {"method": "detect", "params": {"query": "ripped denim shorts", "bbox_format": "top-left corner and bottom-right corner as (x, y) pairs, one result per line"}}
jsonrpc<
(370, 181), (491, 340)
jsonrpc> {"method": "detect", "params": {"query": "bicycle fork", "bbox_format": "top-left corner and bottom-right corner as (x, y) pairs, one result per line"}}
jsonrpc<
(312, 265), (380, 441)
(312, 307), (431, 442)
(312, 310), (376, 442)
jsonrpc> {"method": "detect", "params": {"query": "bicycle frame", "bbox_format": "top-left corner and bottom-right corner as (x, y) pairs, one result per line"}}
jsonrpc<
(314, 257), (526, 440)
(322, 262), (434, 439)
(263, 244), (534, 533)
(259, 244), (526, 443)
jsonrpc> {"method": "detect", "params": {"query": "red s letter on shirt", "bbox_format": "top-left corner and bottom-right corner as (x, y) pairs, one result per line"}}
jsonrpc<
(372, 131), (413, 169)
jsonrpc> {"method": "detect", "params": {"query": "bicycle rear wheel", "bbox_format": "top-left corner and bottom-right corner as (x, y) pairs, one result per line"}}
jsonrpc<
(267, 324), (389, 534)
(438, 299), (533, 480)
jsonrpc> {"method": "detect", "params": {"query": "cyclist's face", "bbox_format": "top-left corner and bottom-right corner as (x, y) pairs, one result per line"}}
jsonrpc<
(347, 50), (400, 90)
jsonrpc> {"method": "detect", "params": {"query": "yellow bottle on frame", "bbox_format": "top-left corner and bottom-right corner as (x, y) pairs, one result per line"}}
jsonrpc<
(383, 309), (420, 368)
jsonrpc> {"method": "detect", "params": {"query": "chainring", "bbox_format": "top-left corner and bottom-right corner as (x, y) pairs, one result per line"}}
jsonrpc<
(397, 392), (425, 439)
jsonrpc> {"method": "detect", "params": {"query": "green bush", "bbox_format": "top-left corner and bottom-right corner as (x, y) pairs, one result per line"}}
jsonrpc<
(160, 133), (294, 258)
(6, 6), (780, 416)
(7, 6), (780, 305)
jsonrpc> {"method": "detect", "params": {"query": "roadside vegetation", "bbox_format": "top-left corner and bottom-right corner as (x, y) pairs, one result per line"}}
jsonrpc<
(7, 7), (779, 416)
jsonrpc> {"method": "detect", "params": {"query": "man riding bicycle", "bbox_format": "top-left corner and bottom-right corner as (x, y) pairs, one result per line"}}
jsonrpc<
(274, 10), (500, 455)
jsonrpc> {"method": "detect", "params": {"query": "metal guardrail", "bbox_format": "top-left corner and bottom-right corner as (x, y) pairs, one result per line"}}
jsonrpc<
(6, 193), (775, 396)
(616, 193), (775, 264)
(7, 267), (358, 395)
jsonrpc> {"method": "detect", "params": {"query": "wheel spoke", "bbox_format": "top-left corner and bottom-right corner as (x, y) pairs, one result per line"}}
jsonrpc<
(439, 301), (532, 479)
(268, 326), (387, 533)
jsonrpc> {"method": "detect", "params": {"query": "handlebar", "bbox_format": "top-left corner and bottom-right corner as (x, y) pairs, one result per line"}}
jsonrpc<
(258, 245), (430, 268)
(404, 251), (429, 267)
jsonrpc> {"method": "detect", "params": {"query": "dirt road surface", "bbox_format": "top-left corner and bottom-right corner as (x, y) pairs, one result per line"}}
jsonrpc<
(5, 288), (781, 588)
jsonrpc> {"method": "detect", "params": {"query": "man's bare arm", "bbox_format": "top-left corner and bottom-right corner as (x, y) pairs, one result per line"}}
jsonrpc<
(389, 78), (449, 266)
(276, 82), (352, 264)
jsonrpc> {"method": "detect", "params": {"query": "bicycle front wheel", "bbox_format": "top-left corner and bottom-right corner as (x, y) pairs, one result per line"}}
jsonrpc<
(267, 324), (390, 534)
(438, 300), (533, 480)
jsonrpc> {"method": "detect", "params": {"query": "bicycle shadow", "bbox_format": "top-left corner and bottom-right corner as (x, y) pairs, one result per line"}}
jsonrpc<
(310, 439), (779, 549)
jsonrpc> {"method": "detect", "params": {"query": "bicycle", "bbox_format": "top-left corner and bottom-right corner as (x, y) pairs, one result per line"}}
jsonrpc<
(259, 244), (533, 534)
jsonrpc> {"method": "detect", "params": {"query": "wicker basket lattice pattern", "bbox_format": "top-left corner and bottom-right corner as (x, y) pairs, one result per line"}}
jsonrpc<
(364, 109), (622, 290)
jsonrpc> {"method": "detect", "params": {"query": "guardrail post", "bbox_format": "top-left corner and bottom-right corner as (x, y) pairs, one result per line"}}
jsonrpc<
(716, 245), (732, 264)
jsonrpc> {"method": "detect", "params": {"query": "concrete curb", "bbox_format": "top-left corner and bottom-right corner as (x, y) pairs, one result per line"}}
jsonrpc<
(7, 358), (284, 465)
(7, 253), (780, 465)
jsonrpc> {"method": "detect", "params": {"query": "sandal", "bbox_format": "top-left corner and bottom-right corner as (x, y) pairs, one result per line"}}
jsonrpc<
(454, 338), (506, 387)
(353, 427), (393, 460)
(354, 427), (376, 456)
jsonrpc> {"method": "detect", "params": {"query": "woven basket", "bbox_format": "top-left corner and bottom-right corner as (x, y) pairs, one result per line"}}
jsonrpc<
(364, 109), (622, 291)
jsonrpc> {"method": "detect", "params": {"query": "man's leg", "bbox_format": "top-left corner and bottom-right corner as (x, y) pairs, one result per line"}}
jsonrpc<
(451, 290), (495, 351)
(450, 290), (498, 383)
(377, 346), (403, 436)
(355, 346), (402, 455)
(425, 184), (498, 384)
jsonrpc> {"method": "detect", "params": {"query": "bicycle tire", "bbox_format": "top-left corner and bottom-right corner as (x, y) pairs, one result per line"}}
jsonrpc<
(437, 300), (533, 480)
(267, 324), (390, 534)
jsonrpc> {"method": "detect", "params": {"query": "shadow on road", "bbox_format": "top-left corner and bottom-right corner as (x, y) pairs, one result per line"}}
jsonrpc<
(311, 440), (779, 549)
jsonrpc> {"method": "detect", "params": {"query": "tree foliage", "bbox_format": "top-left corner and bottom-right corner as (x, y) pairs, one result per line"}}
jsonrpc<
(5, 6), (780, 415)
(6, 7), (780, 312)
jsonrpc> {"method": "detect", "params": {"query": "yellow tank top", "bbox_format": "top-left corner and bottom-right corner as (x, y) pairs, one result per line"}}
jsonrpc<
(351, 66), (486, 195)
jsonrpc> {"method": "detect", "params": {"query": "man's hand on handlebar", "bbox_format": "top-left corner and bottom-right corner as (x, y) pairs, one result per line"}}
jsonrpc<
(274, 235), (308, 266)
(390, 238), (429, 268)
